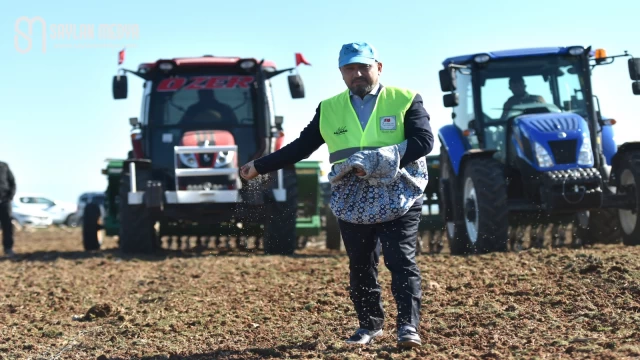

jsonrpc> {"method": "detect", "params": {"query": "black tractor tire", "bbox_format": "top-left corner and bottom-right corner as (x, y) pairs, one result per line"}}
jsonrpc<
(263, 168), (298, 255)
(118, 169), (157, 255)
(575, 209), (622, 245)
(454, 157), (509, 254)
(325, 206), (342, 251)
(616, 151), (640, 246)
(440, 148), (471, 255)
(82, 203), (103, 251)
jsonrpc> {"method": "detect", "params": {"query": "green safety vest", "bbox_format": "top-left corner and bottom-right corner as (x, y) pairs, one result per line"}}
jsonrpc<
(319, 86), (415, 163)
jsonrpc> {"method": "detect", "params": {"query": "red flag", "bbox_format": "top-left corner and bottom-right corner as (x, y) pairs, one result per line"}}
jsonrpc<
(118, 48), (125, 65)
(295, 52), (311, 66)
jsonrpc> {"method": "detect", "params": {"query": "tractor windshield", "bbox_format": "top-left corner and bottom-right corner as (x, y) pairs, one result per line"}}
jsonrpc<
(150, 74), (256, 127)
(146, 73), (261, 171)
(478, 56), (589, 123)
(474, 56), (589, 153)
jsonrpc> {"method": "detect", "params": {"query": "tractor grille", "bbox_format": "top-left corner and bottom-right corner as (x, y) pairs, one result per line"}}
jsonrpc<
(548, 139), (577, 164)
(529, 116), (580, 132)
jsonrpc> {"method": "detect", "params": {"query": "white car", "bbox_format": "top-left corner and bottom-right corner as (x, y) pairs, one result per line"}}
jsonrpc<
(13, 193), (77, 226)
(11, 202), (53, 228)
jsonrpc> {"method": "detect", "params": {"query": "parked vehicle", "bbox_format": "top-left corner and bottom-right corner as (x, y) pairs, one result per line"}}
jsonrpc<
(11, 202), (53, 228)
(13, 193), (77, 226)
(68, 192), (106, 227)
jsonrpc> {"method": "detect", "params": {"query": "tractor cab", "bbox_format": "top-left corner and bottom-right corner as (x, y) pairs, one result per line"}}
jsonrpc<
(104, 54), (310, 256)
(439, 46), (601, 171)
(112, 55), (305, 191)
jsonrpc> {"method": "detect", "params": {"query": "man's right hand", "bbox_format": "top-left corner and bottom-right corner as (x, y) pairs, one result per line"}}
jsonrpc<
(240, 161), (259, 180)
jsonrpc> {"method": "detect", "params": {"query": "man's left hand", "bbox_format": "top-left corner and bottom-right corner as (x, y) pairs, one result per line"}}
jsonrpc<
(354, 168), (366, 177)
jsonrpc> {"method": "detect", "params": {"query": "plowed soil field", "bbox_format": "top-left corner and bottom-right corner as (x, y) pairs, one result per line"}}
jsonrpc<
(2, 227), (640, 359)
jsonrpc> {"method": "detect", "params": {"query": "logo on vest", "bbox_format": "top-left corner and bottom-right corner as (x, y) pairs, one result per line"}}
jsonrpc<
(334, 126), (348, 135)
(380, 116), (396, 130)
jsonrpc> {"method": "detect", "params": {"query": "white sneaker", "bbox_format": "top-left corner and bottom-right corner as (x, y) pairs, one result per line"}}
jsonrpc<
(346, 328), (383, 345)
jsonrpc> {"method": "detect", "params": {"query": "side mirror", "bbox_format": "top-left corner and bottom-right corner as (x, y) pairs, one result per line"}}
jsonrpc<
(113, 75), (128, 99)
(439, 68), (456, 92)
(275, 115), (283, 126)
(129, 117), (139, 126)
(443, 93), (459, 108)
(288, 74), (305, 99)
(628, 58), (640, 81)
(633, 82), (640, 95)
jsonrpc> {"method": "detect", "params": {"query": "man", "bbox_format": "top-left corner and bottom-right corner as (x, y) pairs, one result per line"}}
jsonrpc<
(500, 76), (546, 120)
(0, 161), (16, 257)
(181, 89), (238, 125)
(239, 42), (434, 348)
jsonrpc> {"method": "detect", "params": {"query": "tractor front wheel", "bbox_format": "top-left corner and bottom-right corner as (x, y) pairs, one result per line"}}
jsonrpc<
(118, 169), (157, 254)
(458, 158), (509, 254)
(263, 168), (298, 255)
(440, 148), (470, 255)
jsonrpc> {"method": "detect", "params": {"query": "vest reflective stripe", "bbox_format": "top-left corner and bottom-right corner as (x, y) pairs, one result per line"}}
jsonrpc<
(328, 147), (380, 163)
(319, 86), (415, 163)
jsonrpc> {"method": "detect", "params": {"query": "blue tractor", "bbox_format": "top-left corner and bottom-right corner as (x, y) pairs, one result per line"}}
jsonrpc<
(437, 46), (640, 255)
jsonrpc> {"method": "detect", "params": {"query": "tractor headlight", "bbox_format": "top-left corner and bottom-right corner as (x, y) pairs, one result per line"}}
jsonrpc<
(534, 142), (554, 168)
(179, 153), (198, 168)
(577, 136), (594, 165)
(214, 151), (234, 168)
(568, 46), (585, 56)
(474, 54), (490, 63)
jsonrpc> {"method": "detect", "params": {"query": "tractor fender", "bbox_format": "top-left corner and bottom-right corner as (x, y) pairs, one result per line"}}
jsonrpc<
(611, 142), (640, 184)
(438, 125), (471, 176)
(122, 158), (152, 175)
(601, 121), (616, 165)
(457, 149), (499, 183)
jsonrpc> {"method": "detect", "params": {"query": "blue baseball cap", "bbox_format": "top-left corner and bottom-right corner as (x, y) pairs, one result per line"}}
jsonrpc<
(338, 42), (378, 68)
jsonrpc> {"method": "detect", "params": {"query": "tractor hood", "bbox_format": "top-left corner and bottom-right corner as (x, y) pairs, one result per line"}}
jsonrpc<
(512, 112), (594, 170)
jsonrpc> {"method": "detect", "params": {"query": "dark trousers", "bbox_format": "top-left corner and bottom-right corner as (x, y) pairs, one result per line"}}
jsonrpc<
(0, 202), (13, 251)
(338, 198), (423, 331)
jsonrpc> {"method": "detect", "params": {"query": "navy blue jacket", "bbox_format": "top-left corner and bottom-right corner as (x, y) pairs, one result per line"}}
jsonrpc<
(0, 162), (16, 203)
(254, 93), (434, 174)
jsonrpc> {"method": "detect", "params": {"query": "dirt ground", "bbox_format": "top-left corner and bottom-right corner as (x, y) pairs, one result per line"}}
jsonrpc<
(1, 227), (640, 359)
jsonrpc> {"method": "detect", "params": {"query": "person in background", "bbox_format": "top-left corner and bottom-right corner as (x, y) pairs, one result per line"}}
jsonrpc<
(500, 76), (546, 120)
(0, 161), (16, 258)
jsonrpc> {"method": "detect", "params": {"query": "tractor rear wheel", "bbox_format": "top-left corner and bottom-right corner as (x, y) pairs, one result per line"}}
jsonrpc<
(457, 158), (509, 254)
(118, 169), (157, 254)
(82, 203), (104, 251)
(617, 151), (640, 246)
(575, 209), (622, 245)
(263, 168), (298, 255)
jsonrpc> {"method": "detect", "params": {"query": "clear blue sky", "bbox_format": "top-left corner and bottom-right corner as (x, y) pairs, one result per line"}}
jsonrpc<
(3, 0), (639, 203)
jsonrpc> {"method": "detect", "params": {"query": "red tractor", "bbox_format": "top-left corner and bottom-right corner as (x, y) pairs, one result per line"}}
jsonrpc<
(108, 54), (308, 255)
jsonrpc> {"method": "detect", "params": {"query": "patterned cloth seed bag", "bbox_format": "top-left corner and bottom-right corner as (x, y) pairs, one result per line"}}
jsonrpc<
(327, 140), (429, 224)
